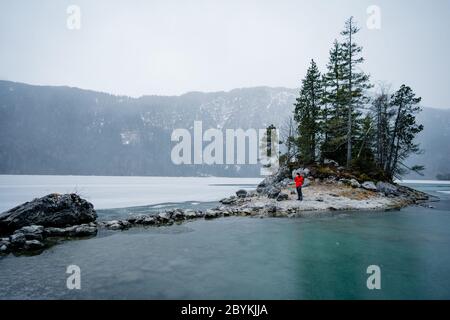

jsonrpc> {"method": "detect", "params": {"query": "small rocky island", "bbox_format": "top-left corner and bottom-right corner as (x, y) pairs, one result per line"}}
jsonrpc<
(0, 165), (432, 256)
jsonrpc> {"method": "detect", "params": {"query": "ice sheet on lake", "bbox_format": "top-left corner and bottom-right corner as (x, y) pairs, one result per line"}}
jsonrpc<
(0, 175), (262, 212)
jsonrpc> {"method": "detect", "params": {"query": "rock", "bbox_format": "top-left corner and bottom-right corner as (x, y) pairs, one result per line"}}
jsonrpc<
(303, 178), (311, 187)
(102, 220), (125, 230)
(339, 178), (360, 188)
(350, 179), (360, 188)
(279, 178), (293, 187)
(24, 240), (45, 251)
(171, 209), (185, 221)
(195, 210), (205, 218)
(14, 225), (44, 241)
(276, 193), (289, 201)
(142, 216), (157, 225)
(157, 211), (171, 222)
(0, 193), (97, 235)
(256, 184), (266, 194)
(246, 190), (257, 197)
(183, 210), (197, 219)
(236, 189), (248, 198)
(267, 187), (281, 199)
(257, 166), (291, 194)
(9, 232), (26, 247)
(72, 224), (98, 236)
(44, 223), (97, 237)
(324, 159), (339, 166)
(220, 196), (236, 205)
(376, 181), (399, 196)
(0, 238), (10, 252)
(362, 181), (377, 191)
(204, 209), (221, 219)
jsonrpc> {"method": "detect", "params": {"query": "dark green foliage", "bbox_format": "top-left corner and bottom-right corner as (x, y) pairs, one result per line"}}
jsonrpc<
(293, 60), (322, 164)
(289, 17), (424, 181)
(340, 16), (373, 167)
(320, 40), (347, 164)
(385, 85), (424, 178)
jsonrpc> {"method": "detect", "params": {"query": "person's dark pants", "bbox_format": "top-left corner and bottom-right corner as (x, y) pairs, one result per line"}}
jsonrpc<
(296, 186), (303, 201)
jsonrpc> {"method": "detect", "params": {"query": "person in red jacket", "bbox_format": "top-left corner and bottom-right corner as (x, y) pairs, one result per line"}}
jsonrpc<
(294, 172), (304, 201)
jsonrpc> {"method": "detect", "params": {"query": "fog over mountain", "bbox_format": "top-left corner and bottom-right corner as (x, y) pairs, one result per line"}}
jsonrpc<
(0, 80), (448, 178)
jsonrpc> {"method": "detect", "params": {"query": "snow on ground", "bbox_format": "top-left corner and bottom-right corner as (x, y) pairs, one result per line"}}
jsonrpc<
(0, 175), (263, 212)
(239, 183), (398, 213)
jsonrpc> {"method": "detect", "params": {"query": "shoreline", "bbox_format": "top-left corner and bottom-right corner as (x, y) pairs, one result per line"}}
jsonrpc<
(0, 175), (436, 256)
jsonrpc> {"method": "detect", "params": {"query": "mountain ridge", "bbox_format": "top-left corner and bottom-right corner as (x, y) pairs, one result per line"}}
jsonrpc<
(0, 80), (448, 178)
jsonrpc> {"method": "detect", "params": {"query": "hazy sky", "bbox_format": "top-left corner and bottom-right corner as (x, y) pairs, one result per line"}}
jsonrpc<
(1, 0), (449, 108)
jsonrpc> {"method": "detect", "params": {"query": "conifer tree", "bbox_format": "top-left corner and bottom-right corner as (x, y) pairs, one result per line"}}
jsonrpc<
(321, 40), (347, 164)
(385, 85), (424, 178)
(340, 17), (372, 167)
(294, 59), (323, 164)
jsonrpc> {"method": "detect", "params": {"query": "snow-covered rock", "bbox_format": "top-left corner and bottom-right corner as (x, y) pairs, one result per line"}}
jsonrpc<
(362, 181), (377, 191)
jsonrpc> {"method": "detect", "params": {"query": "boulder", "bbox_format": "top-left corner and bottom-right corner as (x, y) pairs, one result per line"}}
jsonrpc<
(157, 211), (171, 223)
(236, 189), (248, 198)
(14, 225), (44, 241)
(101, 220), (129, 230)
(265, 205), (278, 214)
(0, 238), (10, 253)
(376, 181), (399, 196)
(278, 178), (293, 188)
(0, 193), (97, 235)
(247, 190), (257, 197)
(23, 240), (45, 251)
(220, 196), (236, 205)
(276, 193), (289, 201)
(171, 209), (185, 221)
(350, 179), (360, 188)
(340, 178), (360, 188)
(0, 244), (8, 253)
(204, 209), (221, 219)
(324, 159), (339, 167)
(44, 223), (97, 237)
(267, 187), (281, 199)
(256, 166), (291, 194)
(142, 216), (157, 225)
(292, 168), (310, 179)
(362, 181), (377, 191)
(9, 232), (26, 247)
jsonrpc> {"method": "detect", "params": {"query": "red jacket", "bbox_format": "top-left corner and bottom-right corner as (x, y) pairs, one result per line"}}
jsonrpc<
(294, 176), (304, 188)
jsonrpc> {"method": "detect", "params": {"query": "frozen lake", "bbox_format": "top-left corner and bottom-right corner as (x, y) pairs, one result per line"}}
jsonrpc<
(1, 176), (450, 299)
(0, 175), (262, 212)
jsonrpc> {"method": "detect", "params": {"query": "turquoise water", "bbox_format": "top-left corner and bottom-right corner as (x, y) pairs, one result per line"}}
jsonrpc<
(1, 183), (450, 299)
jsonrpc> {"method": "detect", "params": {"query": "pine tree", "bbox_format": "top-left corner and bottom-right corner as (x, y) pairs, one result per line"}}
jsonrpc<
(353, 114), (377, 174)
(321, 40), (347, 164)
(371, 85), (394, 170)
(385, 85), (424, 178)
(340, 17), (372, 167)
(294, 59), (323, 164)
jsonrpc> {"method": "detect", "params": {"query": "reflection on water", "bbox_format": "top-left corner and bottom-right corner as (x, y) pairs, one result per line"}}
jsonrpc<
(0, 184), (450, 299)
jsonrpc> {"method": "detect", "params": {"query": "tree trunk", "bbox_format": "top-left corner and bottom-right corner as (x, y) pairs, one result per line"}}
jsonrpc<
(346, 19), (353, 168)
